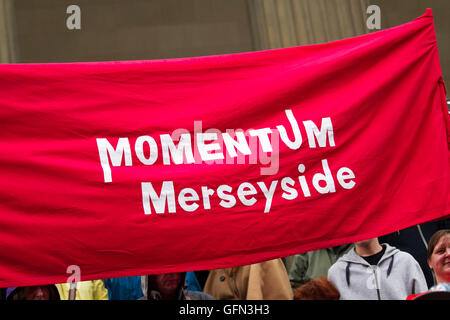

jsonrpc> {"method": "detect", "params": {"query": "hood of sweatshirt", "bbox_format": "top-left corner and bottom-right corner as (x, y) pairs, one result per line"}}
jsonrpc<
(338, 243), (399, 266)
(328, 243), (428, 299)
(336, 244), (400, 289)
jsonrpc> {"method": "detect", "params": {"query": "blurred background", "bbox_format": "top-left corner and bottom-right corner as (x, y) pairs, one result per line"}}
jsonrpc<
(0, 0), (449, 83)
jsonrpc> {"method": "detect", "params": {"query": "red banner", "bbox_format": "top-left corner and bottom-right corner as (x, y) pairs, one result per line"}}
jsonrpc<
(0, 9), (449, 287)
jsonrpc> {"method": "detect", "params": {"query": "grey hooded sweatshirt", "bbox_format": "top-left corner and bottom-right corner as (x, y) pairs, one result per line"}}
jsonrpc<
(328, 244), (428, 300)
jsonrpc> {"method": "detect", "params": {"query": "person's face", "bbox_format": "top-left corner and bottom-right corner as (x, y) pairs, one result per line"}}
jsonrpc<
(25, 286), (50, 300)
(154, 273), (182, 295)
(428, 234), (450, 283)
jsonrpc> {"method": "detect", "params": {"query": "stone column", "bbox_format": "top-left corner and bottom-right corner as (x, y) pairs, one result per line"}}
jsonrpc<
(247, 0), (370, 50)
(0, 0), (18, 63)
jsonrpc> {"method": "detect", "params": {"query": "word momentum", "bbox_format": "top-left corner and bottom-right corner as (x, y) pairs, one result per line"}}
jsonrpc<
(96, 109), (335, 182)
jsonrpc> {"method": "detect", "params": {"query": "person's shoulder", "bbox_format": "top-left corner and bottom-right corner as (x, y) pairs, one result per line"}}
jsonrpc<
(390, 246), (419, 262)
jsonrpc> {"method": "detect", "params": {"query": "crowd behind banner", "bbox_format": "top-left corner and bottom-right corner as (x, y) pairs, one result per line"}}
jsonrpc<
(1, 219), (449, 301)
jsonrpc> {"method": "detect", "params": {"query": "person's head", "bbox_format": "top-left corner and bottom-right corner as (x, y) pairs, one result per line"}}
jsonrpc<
(427, 229), (450, 284)
(7, 285), (60, 300)
(147, 272), (185, 300)
(293, 276), (340, 300)
(355, 238), (379, 247)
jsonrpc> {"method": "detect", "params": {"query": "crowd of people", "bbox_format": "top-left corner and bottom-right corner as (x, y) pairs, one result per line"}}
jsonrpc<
(2, 219), (449, 301)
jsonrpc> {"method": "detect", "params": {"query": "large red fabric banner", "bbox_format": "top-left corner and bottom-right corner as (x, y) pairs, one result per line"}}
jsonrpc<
(0, 9), (449, 287)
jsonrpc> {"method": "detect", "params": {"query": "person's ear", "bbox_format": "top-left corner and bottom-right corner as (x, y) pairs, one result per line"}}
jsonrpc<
(428, 259), (433, 270)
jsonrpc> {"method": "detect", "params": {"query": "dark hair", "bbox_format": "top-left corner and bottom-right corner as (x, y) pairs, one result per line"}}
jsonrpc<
(294, 276), (340, 300)
(427, 229), (450, 261)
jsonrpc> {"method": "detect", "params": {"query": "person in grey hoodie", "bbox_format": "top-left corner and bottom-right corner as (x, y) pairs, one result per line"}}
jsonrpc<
(328, 237), (428, 300)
